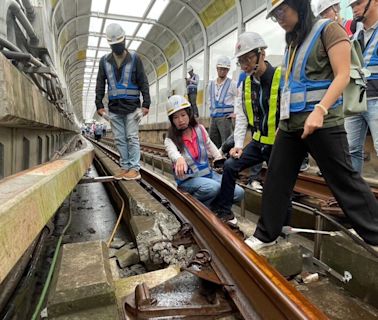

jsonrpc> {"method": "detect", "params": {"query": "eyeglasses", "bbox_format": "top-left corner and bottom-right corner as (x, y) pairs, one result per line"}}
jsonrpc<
(271, 4), (289, 22)
(236, 53), (257, 67)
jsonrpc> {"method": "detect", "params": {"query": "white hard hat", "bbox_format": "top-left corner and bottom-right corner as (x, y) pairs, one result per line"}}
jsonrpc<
(312, 0), (340, 16)
(106, 23), (125, 45)
(266, 0), (285, 18)
(216, 56), (231, 69)
(234, 32), (267, 58)
(186, 65), (193, 73)
(166, 95), (191, 117)
(347, 0), (358, 6)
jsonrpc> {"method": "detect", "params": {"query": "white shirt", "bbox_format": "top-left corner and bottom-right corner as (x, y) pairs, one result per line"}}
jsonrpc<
(362, 20), (378, 46)
(233, 88), (249, 149)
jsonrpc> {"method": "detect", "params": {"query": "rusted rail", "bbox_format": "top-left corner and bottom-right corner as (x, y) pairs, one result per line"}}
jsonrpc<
(90, 138), (327, 320)
(137, 142), (378, 199)
(297, 172), (378, 199)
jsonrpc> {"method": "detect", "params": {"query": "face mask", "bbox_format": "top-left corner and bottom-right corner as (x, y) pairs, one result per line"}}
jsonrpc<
(111, 42), (125, 55)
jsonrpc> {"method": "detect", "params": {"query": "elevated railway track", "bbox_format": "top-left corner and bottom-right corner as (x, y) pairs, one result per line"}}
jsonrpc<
(90, 137), (328, 319)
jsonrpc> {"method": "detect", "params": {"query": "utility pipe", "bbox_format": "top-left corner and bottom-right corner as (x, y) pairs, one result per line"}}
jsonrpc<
(8, 0), (39, 44)
(21, 0), (35, 22)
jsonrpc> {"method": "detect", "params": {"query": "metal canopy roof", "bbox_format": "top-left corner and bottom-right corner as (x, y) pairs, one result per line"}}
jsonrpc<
(51, 0), (261, 120)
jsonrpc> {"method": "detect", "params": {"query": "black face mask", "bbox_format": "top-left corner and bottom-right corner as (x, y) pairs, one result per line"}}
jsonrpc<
(111, 42), (125, 55)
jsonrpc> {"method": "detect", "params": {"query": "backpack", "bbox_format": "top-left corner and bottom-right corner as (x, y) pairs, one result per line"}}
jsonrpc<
(343, 39), (370, 116)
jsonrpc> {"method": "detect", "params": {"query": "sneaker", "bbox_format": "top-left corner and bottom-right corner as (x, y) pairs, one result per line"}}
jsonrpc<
(114, 169), (129, 180)
(122, 169), (141, 180)
(244, 235), (277, 250)
(225, 217), (238, 227)
(248, 180), (263, 191)
(212, 207), (235, 222)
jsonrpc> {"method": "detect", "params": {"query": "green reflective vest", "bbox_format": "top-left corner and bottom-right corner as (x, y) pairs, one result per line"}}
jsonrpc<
(243, 66), (281, 145)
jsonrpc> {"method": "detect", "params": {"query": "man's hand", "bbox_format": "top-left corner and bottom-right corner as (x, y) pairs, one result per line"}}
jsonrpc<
(142, 107), (149, 116)
(229, 147), (243, 159)
(97, 108), (106, 116)
(227, 113), (236, 119)
(175, 157), (188, 178)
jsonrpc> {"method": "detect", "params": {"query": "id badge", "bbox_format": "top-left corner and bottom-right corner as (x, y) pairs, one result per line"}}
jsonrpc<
(280, 88), (291, 120)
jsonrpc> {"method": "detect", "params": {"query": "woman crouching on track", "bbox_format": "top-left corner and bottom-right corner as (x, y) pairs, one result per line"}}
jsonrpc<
(164, 95), (244, 226)
(247, 0), (378, 250)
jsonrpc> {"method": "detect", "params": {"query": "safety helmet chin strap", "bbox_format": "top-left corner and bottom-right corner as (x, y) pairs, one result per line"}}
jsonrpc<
(250, 49), (262, 75)
(356, 0), (372, 22)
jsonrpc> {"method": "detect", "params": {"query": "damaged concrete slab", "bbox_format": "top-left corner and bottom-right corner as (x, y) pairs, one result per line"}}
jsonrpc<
(94, 148), (196, 268)
(47, 241), (116, 318)
(114, 265), (180, 313)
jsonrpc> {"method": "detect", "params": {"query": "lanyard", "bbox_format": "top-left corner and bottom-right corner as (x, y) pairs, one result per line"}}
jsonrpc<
(284, 43), (297, 87)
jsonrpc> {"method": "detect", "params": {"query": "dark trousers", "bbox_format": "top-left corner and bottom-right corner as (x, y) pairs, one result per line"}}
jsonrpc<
(188, 92), (199, 117)
(215, 141), (274, 212)
(254, 125), (378, 245)
(209, 117), (234, 148)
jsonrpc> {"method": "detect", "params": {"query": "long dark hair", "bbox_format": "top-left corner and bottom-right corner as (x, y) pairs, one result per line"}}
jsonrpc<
(284, 0), (316, 47)
(167, 107), (198, 152)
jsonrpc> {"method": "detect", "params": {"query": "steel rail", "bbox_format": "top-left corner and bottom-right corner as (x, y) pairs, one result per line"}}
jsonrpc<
(136, 142), (378, 200)
(90, 139), (327, 320)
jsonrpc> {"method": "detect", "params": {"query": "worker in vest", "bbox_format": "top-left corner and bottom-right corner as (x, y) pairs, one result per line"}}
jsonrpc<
(211, 32), (283, 224)
(312, 0), (354, 36)
(95, 23), (150, 180)
(164, 95), (244, 224)
(207, 56), (238, 148)
(248, 0), (378, 251)
(345, 0), (378, 173)
(186, 65), (199, 117)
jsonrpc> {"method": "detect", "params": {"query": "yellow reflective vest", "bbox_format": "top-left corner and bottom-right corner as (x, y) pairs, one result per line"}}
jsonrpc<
(243, 67), (281, 145)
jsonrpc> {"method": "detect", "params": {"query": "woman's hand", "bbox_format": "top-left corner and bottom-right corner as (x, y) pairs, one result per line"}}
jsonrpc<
(175, 157), (188, 178)
(301, 107), (325, 139)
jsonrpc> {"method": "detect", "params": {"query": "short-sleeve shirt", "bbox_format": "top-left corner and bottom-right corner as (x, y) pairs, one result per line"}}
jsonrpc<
(279, 21), (350, 132)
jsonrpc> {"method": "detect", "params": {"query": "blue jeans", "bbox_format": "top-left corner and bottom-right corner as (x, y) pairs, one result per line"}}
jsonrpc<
(179, 172), (244, 208)
(109, 110), (140, 171)
(345, 99), (378, 173)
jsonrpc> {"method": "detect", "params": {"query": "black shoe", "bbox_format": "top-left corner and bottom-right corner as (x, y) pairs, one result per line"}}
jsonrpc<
(212, 207), (235, 221)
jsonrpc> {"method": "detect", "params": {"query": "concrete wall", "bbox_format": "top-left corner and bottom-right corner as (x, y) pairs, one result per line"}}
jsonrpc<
(0, 126), (75, 178)
(0, 55), (76, 130)
(0, 51), (79, 179)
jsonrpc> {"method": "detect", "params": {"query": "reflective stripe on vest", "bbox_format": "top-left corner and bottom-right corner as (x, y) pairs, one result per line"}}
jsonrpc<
(174, 125), (212, 184)
(362, 27), (378, 80)
(243, 67), (281, 145)
(103, 52), (140, 100)
(281, 19), (342, 112)
(210, 78), (234, 118)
